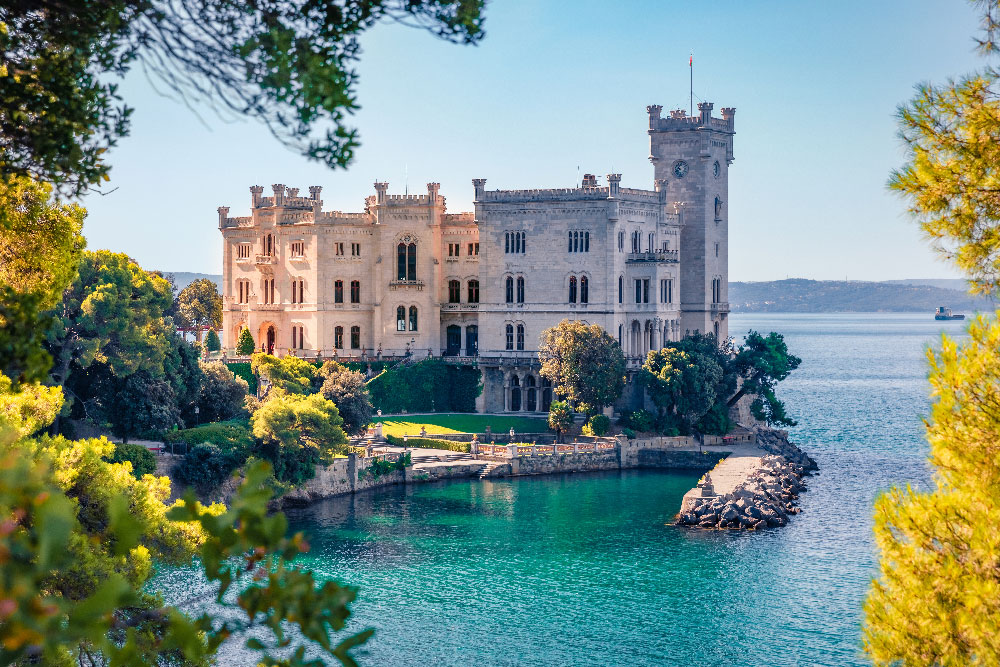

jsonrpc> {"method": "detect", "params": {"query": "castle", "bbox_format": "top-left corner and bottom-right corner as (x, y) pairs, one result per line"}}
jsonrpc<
(219, 102), (734, 413)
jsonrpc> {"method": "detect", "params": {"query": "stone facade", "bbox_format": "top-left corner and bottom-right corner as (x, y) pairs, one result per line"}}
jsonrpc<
(219, 102), (734, 412)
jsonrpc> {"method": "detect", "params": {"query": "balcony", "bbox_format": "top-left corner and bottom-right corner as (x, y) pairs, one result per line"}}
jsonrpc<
(626, 250), (678, 263)
(389, 280), (425, 291)
(441, 303), (480, 311)
(255, 254), (277, 265)
(711, 303), (730, 314)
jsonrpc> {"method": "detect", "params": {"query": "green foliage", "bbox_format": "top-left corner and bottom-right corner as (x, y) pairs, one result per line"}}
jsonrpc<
(205, 328), (221, 352)
(367, 358), (482, 413)
(360, 452), (411, 480)
(106, 442), (157, 478)
(621, 427), (636, 440)
(582, 414), (610, 437)
(384, 434), (470, 453)
(176, 278), (223, 334)
(621, 409), (656, 433)
(251, 391), (348, 484)
(252, 353), (319, 396)
(197, 361), (249, 423)
(227, 361), (258, 394)
(236, 327), (256, 356)
(547, 400), (573, 441)
(101, 371), (182, 443)
(163, 419), (254, 451)
(695, 402), (733, 436)
(538, 319), (626, 413)
(0, 176), (86, 384)
(172, 443), (241, 495)
(318, 361), (373, 435)
(728, 330), (801, 427)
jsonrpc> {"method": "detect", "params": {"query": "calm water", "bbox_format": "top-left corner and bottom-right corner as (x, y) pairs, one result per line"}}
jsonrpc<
(157, 313), (970, 666)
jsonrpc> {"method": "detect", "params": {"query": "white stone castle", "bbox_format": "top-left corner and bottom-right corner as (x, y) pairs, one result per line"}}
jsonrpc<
(220, 101), (733, 412)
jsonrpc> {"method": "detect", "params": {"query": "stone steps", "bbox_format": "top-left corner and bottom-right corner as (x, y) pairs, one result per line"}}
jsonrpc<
(478, 462), (504, 478)
(409, 452), (475, 465)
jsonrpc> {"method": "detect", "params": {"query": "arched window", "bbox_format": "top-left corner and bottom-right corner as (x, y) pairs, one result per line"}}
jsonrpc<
(468, 280), (479, 303)
(505, 323), (514, 350)
(618, 323), (623, 346)
(525, 375), (537, 411)
(465, 325), (478, 355)
(568, 276), (577, 303)
(397, 243), (406, 280)
(350, 280), (360, 304)
(448, 280), (461, 303)
(618, 275), (624, 304)
(516, 276), (525, 303)
(505, 232), (510, 253)
(715, 196), (723, 220)
(510, 375), (521, 411)
(350, 325), (360, 349)
(263, 234), (273, 257)
(505, 276), (514, 304)
(409, 305), (418, 331)
(618, 230), (624, 251)
(396, 305), (406, 331)
(334, 326), (344, 349)
(541, 377), (553, 412)
(580, 276), (588, 304)
(568, 231), (574, 253)
(516, 323), (525, 351)
(407, 243), (416, 280)
(334, 280), (343, 303)
(648, 233), (654, 252)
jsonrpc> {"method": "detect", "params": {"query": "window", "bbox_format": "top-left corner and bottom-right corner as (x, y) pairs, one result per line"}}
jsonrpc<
(504, 231), (525, 254)
(291, 325), (304, 349)
(580, 276), (588, 304)
(291, 241), (305, 257)
(335, 326), (344, 349)
(237, 243), (251, 259)
(334, 280), (343, 304)
(516, 324), (525, 351)
(335, 242), (344, 256)
(350, 280), (360, 304)
(663, 240), (669, 252)
(237, 279), (251, 304)
(505, 276), (514, 304)
(290, 278), (304, 304)
(631, 231), (639, 253)
(505, 324), (514, 350)
(660, 278), (673, 304)
(634, 279), (649, 304)
(263, 234), (274, 257)
(648, 233), (654, 252)
(351, 242), (361, 257)
(569, 276), (577, 303)
(618, 276), (623, 304)
(350, 326), (360, 349)
(715, 242), (720, 258)
(618, 323), (623, 346)
(644, 279), (650, 303)
(468, 242), (479, 256)
(618, 230), (624, 252)
(448, 243), (460, 257)
(448, 280), (461, 303)
(262, 277), (275, 304)
(715, 196), (723, 220)
(396, 306), (406, 331)
(468, 280), (479, 303)
(568, 231), (590, 253)
(397, 242), (416, 280)
(516, 276), (525, 304)
(409, 305), (418, 331)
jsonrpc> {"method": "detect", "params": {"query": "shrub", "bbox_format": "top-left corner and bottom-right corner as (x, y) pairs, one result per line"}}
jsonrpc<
(359, 452), (411, 480)
(236, 326), (255, 355)
(622, 427), (636, 440)
(622, 409), (655, 433)
(583, 414), (610, 437)
(163, 420), (254, 452)
(227, 362), (257, 394)
(251, 392), (347, 484)
(172, 443), (239, 494)
(696, 402), (733, 436)
(384, 434), (470, 453)
(205, 328), (221, 352)
(105, 442), (157, 478)
(318, 361), (373, 435)
(367, 358), (481, 413)
(197, 361), (249, 422)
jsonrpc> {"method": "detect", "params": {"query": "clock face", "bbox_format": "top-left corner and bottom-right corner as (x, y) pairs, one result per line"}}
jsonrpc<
(673, 161), (689, 178)
(713, 160), (721, 178)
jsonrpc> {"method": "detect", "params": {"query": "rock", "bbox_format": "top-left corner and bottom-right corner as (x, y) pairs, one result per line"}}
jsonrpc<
(720, 505), (739, 522)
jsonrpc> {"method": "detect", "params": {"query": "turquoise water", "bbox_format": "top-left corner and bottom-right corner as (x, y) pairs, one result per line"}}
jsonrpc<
(156, 313), (970, 666)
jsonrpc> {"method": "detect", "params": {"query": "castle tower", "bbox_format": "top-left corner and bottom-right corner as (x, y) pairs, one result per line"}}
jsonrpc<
(647, 102), (734, 341)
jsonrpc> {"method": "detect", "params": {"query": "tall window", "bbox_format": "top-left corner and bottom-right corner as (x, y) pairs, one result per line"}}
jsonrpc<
(290, 278), (304, 304)
(631, 231), (639, 253)
(505, 276), (514, 304)
(648, 233), (654, 252)
(618, 276), (624, 304)
(660, 278), (673, 304)
(448, 243), (460, 257)
(291, 325), (304, 349)
(468, 280), (479, 303)
(290, 241), (304, 257)
(351, 242), (361, 256)
(334, 326), (344, 349)
(569, 277), (577, 303)
(516, 324), (525, 351)
(237, 279), (251, 304)
(634, 279), (650, 304)
(618, 230), (624, 252)
(350, 280), (360, 304)
(516, 276), (525, 303)
(350, 326), (360, 349)
(505, 231), (525, 254)
(580, 276), (588, 304)
(263, 234), (273, 257)
(262, 277), (275, 304)
(505, 323), (514, 351)
(334, 280), (343, 304)
(409, 305), (418, 331)
(568, 231), (590, 253)
(468, 242), (479, 256)
(335, 242), (344, 256)
(448, 280), (461, 303)
(396, 305), (406, 331)
(396, 242), (417, 280)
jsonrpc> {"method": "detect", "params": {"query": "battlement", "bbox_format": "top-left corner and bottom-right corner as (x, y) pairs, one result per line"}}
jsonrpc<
(443, 212), (476, 224)
(646, 101), (735, 134)
(479, 176), (660, 204)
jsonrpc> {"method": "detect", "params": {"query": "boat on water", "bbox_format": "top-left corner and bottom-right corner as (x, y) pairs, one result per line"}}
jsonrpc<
(935, 306), (966, 321)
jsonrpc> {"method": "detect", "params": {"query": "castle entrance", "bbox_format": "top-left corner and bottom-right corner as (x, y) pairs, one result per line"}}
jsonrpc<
(266, 325), (276, 355)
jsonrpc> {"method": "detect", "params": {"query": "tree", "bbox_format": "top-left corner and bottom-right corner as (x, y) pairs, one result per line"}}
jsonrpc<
(251, 391), (348, 484)
(177, 278), (222, 342)
(728, 330), (801, 427)
(641, 347), (724, 435)
(252, 352), (319, 397)
(205, 328), (221, 352)
(547, 400), (573, 443)
(1, 0), (486, 195)
(106, 441), (157, 477)
(236, 326), (256, 356)
(0, 176), (86, 384)
(102, 371), (181, 442)
(197, 361), (249, 423)
(318, 361), (373, 435)
(538, 319), (625, 415)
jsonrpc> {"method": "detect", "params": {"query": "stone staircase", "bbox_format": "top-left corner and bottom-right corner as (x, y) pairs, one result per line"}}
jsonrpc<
(409, 451), (476, 465)
(477, 461), (504, 478)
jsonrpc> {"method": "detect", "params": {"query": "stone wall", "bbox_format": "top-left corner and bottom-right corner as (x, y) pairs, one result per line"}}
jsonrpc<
(512, 451), (621, 476)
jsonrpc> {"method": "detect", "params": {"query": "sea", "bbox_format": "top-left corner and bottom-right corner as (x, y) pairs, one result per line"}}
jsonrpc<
(155, 313), (968, 666)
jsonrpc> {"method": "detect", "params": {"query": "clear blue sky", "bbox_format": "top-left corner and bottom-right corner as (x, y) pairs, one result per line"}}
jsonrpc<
(81, 0), (986, 281)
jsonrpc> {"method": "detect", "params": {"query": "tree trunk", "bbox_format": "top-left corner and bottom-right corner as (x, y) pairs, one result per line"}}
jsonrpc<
(726, 386), (747, 408)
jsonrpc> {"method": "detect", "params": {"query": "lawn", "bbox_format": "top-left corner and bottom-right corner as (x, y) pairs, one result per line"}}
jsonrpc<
(372, 413), (548, 437)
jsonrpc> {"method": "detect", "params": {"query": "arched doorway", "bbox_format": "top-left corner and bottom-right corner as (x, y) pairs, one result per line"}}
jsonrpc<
(714, 321), (720, 341)
(465, 325), (478, 356)
(525, 375), (537, 412)
(510, 375), (521, 412)
(265, 325), (276, 355)
(541, 377), (553, 412)
(445, 325), (461, 356)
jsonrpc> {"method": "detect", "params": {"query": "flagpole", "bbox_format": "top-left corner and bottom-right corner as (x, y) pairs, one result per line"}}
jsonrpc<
(689, 52), (693, 116)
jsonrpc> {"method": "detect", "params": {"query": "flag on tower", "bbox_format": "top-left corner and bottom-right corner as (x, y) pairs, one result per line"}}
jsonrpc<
(689, 54), (692, 66)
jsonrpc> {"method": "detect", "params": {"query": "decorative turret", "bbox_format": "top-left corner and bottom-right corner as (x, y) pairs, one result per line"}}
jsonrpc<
(308, 185), (322, 201)
(286, 187), (299, 198)
(472, 178), (487, 201)
(646, 104), (663, 128)
(373, 181), (389, 205)
(721, 107), (736, 131)
(217, 206), (229, 229)
(427, 182), (440, 203)
(250, 185), (264, 208)
(698, 101), (714, 125)
(271, 183), (285, 206)
(607, 173), (621, 197)
(654, 178), (668, 203)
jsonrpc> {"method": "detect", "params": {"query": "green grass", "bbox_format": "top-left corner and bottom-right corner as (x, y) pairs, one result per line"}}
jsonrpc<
(372, 414), (548, 437)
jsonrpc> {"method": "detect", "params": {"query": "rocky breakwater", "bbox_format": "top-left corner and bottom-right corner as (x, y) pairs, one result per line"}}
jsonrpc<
(676, 430), (817, 530)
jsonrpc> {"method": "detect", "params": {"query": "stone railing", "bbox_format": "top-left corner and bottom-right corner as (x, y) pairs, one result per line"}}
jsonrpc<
(626, 250), (679, 263)
(472, 439), (617, 460)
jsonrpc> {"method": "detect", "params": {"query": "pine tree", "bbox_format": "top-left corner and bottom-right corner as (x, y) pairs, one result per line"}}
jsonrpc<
(236, 327), (255, 356)
(205, 328), (221, 352)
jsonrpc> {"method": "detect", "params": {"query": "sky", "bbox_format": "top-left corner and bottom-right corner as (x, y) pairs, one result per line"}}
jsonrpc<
(80, 0), (988, 281)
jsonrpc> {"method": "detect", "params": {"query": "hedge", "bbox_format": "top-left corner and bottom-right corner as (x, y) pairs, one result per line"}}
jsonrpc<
(226, 362), (257, 394)
(367, 358), (481, 413)
(384, 434), (470, 453)
(163, 419), (254, 453)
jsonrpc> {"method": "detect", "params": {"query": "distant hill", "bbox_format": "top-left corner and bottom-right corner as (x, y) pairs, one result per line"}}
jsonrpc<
(883, 278), (971, 291)
(160, 272), (223, 292)
(730, 279), (993, 313)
